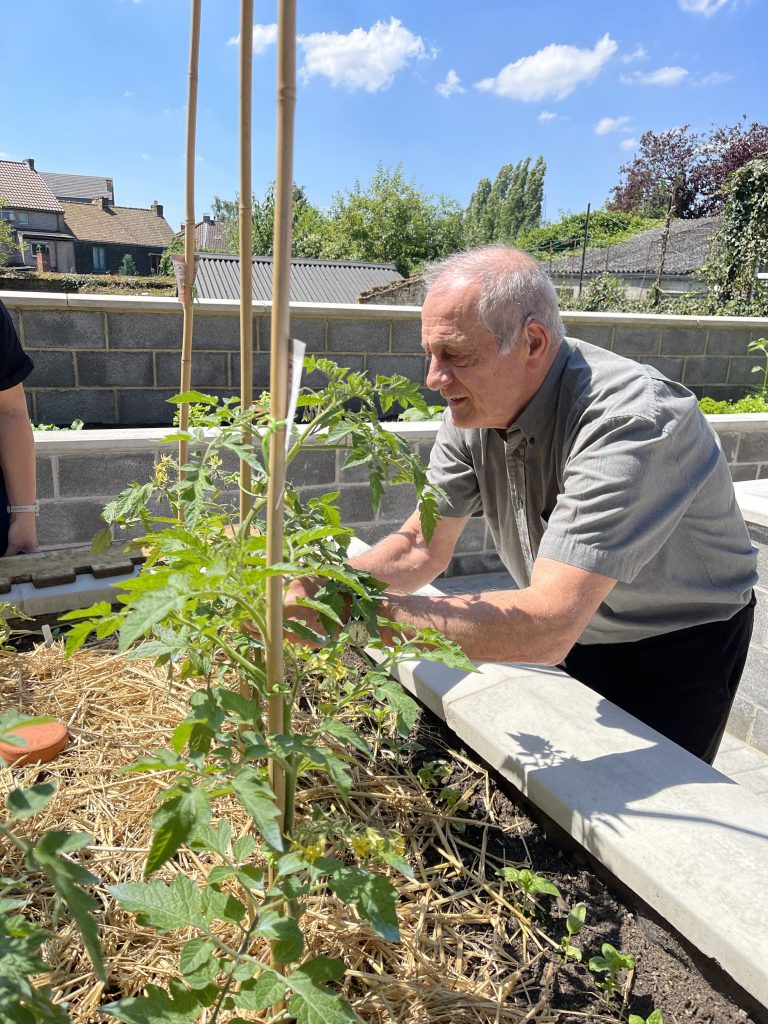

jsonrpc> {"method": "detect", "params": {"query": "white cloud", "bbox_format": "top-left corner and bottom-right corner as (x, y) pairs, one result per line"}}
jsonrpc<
(621, 45), (647, 64)
(678, 0), (733, 15)
(298, 18), (430, 92)
(475, 33), (617, 102)
(0, 152), (12, 159)
(537, 110), (563, 122)
(227, 24), (278, 54)
(123, 90), (134, 98)
(697, 70), (733, 86)
(621, 65), (688, 86)
(436, 69), (465, 98)
(141, 153), (151, 161)
(620, 137), (639, 151)
(594, 115), (632, 135)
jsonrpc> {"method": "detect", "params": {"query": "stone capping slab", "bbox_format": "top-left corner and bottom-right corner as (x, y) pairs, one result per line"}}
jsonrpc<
(735, 479), (768, 529)
(4, 290), (766, 329)
(347, 538), (768, 1011)
(0, 290), (423, 320)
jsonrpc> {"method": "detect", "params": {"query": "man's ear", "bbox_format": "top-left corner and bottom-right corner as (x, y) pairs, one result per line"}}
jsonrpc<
(525, 320), (550, 361)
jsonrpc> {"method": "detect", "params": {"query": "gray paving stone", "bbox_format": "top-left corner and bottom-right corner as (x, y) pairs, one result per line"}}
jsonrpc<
(661, 326), (706, 355)
(261, 316), (327, 354)
(613, 326), (660, 356)
(58, 453), (156, 497)
(570, 324), (613, 350)
(727, 358), (763, 385)
(35, 389), (116, 426)
(35, 457), (54, 499)
(107, 312), (182, 349)
(191, 315), (240, 349)
(713, 743), (768, 776)
(707, 328), (753, 356)
(682, 356), (730, 385)
(732, 765), (768, 796)
(327, 319), (389, 353)
(366, 354), (426, 386)
(156, 351), (230, 388)
(27, 351), (76, 388)
(37, 499), (107, 546)
(391, 319), (423, 354)
(77, 351), (154, 387)
(23, 310), (105, 349)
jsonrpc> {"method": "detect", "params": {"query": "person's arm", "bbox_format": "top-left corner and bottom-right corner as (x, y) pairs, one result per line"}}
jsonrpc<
(0, 383), (39, 555)
(378, 556), (617, 665)
(349, 509), (469, 593)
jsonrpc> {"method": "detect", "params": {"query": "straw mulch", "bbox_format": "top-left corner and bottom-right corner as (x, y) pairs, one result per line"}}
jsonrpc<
(0, 642), (623, 1024)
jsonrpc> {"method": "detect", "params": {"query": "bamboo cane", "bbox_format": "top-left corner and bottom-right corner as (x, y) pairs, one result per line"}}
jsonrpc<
(178, 0), (202, 486)
(238, 0), (254, 524)
(265, 0), (296, 841)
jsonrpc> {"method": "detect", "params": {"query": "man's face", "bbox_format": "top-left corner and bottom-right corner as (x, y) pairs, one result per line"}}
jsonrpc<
(422, 284), (535, 430)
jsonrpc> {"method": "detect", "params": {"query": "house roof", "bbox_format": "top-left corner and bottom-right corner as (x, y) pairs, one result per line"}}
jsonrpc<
(0, 160), (62, 213)
(547, 217), (721, 278)
(40, 171), (114, 203)
(193, 253), (403, 303)
(60, 199), (174, 248)
(183, 217), (229, 252)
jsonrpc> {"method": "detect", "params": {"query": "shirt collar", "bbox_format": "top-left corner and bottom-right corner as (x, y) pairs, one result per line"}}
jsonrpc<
(503, 338), (572, 444)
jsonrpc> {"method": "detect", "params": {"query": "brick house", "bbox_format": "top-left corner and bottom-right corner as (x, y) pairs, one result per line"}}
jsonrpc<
(0, 157), (173, 275)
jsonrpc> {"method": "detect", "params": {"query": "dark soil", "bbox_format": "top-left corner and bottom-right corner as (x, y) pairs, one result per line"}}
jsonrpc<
(406, 707), (761, 1024)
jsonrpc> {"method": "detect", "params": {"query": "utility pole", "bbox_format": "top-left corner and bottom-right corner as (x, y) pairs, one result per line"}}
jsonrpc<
(577, 203), (591, 297)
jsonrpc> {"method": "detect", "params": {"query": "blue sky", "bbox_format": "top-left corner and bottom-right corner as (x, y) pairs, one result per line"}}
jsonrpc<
(1, 0), (765, 233)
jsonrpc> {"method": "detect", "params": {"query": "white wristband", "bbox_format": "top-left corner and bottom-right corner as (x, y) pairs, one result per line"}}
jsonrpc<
(7, 501), (39, 515)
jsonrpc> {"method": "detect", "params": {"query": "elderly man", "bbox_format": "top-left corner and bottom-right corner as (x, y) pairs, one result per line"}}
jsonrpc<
(291, 246), (757, 764)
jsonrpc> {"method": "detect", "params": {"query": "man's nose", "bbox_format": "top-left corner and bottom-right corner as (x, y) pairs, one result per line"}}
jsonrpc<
(426, 355), (453, 391)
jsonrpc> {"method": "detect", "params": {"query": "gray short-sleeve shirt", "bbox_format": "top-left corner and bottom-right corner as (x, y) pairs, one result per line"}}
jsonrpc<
(428, 337), (757, 644)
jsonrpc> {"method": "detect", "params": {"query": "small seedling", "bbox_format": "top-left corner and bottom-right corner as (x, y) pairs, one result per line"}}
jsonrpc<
(589, 942), (635, 997)
(748, 337), (768, 396)
(497, 866), (560, 916)
(417, 758), (452, 789)
(560, 901), (586, 962)
(629, 1010), (663, 1024)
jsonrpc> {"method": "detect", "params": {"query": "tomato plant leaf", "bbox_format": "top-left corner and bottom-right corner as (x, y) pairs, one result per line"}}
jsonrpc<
(109, 874), (205, 932)
(327, 866), (399, 942)
(6, 783), (57, 821)
(256, 911), (304, 964)
(231, 768), (284, 852)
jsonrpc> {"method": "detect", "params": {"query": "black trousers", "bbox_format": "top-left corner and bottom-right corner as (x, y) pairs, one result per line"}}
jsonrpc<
(561, 594), (756, 765)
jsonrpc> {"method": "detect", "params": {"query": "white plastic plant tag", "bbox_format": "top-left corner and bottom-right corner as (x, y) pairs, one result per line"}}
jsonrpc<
(285, 338), (306, 454)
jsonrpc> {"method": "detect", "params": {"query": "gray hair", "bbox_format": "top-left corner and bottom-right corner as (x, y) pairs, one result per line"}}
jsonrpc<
(423, 246), (565, 354)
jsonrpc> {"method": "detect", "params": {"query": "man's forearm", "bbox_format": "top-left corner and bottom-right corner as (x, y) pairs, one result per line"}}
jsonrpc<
(377, 590), (561, 664)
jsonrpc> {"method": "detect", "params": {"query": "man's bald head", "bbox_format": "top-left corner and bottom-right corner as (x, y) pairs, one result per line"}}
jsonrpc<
(424, 246), (565, 355)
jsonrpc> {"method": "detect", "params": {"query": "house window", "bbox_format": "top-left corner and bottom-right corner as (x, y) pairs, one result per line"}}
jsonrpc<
(148, 253), (161, 274)
(16, 212), (29, 226)
(0, 210), (14, 221)
(92, 245), (107, 272)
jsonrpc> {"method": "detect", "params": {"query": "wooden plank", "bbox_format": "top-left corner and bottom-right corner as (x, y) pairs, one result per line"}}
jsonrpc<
(0, 544), (146, 587)
(31, 571), (77, 589)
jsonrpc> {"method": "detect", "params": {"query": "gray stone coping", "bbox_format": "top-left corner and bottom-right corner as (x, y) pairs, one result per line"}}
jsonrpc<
(3, 288), (767, 330)
(735, 479), (768, 529)
(347, 539), (768, 1011)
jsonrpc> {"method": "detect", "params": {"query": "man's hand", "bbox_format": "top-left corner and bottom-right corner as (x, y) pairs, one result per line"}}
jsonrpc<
(283, 576), (352, 647)
(4, 515), (40, 556)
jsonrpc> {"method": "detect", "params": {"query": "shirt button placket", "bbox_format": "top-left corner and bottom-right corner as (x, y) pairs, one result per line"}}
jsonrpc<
(509, 442), (534, 576)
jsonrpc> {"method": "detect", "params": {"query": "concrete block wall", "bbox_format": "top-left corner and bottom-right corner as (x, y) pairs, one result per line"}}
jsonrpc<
(730, 521), (768, 752)
(2, 292), (768, 425)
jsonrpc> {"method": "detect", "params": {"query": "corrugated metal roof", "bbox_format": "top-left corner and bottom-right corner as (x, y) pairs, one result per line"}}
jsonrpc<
(0, 161), (62, 213)
(61, 200), (174, 247)
(548, 217), (720, 278)
(40, 171), (114, 202)
(194, 253), (403, 303)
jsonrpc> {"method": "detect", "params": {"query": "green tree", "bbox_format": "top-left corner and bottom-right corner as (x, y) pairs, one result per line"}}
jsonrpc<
(118, 253), (138, 276)
(705, 158), (768, 306)
(463, 157), (546, 246)
(319, 163), (464, 277)
(517, 209), (661, 257)
(0, 198), (17, 267)
(213, 183), (328, 259)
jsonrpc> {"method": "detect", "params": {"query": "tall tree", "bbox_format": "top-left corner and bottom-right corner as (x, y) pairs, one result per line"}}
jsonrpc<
(705, 158), (768, 305)
(608, 119), (768, 219)
(212, 183), (327, 259)
(0, 199), (17, 267)
(319, 163), (464, 277)
(463, 157), (546, 246)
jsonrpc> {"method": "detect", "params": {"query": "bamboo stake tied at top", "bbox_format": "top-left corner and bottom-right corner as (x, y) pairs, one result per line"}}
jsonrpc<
(265, 0), (297, 837)
(238, 0), (254, 524)
(178, 0), (201, 484)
